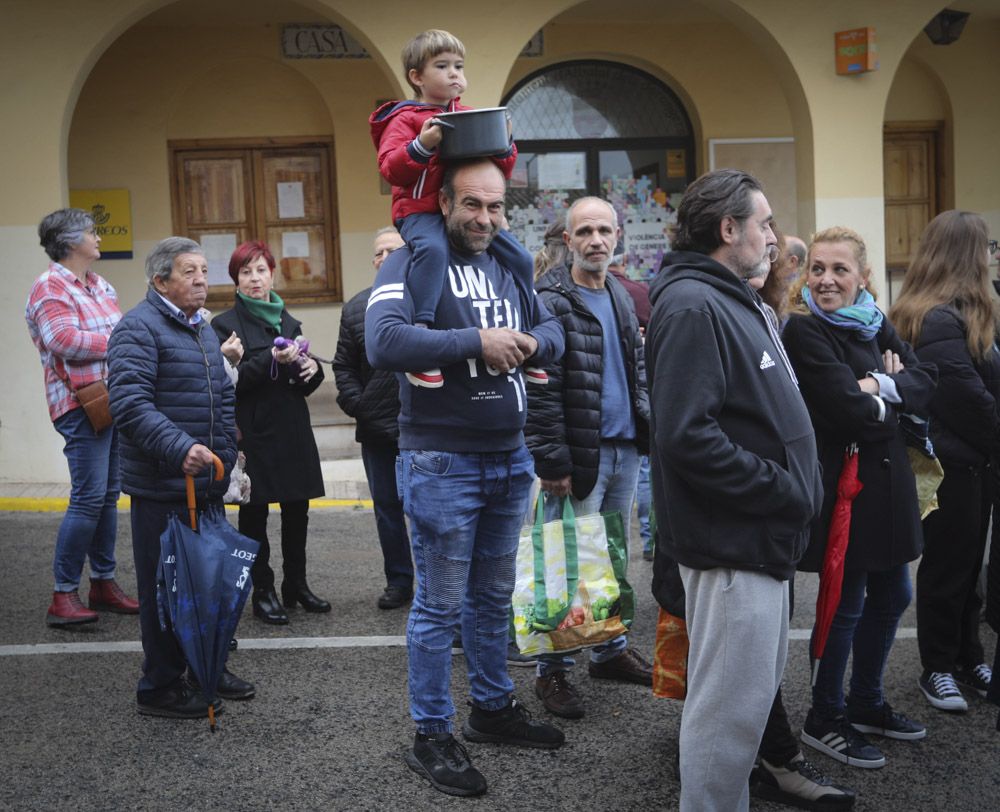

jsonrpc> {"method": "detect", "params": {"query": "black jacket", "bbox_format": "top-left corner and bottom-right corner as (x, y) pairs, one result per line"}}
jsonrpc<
(212, 296), (324, 504)
(333, 287), (401, 445)
(646, 252), (823, 580)
(911, 305), (1000, 469)
(783, 313), (937, 572)
(525, 265), (649, 501)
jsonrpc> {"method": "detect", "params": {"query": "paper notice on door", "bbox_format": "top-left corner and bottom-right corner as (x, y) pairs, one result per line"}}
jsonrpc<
(200, 233), (238, 286)
(277, 182), (305, 219)
(282, 231), (310, 258)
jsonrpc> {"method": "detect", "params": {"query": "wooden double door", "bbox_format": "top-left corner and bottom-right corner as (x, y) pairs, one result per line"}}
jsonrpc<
(884, 123), (943, 276)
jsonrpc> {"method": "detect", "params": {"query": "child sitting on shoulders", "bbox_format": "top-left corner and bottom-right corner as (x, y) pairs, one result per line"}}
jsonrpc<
(369, 28), (541, 388)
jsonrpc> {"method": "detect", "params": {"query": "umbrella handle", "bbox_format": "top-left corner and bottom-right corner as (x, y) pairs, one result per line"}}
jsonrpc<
(185, 453), (226, 530)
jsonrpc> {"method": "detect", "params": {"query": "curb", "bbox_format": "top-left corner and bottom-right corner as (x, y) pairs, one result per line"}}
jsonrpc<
(0, 496), (373, 513)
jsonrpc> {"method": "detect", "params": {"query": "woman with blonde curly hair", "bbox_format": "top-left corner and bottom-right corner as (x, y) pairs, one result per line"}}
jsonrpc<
(889, 210), (999, 712)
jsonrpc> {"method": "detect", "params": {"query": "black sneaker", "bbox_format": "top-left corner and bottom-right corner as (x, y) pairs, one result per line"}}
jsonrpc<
(137, 683), (224, 719)
(404, 732), (487, 797)
(954, 663), (992, 698)
(462, 697), (565, 749)
(751, 754), (856, 810)
(800, 710), (886, 769)
(918, 670), (968, 712)
(846, 701), (925, 740)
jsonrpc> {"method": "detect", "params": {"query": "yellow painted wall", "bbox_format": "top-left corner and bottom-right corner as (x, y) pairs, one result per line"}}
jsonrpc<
(3, 0), (998, 483)
(67, 9), (800, 381)
(507, 20), (795, 163)
(904, 20), (1000, 234)
(67, 19), (401, 370)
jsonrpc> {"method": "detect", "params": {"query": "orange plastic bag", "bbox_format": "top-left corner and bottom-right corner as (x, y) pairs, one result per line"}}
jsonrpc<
(652, 607), (688, 699)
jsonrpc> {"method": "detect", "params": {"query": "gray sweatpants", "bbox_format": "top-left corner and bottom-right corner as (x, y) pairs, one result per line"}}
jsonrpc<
(678, 565), (789, 812)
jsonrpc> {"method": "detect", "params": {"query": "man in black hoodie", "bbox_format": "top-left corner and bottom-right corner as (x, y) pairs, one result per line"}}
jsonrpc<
(646, 170), (822, 811)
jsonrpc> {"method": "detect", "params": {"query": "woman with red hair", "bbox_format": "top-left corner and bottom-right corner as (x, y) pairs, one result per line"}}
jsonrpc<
(212, 241), (329, 625)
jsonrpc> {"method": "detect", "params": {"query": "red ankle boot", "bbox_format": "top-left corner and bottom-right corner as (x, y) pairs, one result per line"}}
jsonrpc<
(88, 579), (140, 614)
(47, 590), (98, 626)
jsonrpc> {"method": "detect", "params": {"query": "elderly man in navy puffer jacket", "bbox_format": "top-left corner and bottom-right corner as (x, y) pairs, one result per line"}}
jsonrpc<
(108, 236), (252, 720)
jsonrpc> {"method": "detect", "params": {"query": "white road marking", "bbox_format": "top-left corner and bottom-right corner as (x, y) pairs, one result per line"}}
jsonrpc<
(0, 628), (917, 657)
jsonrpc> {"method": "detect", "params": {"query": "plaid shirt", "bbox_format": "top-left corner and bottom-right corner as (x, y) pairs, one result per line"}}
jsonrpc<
(26, 263), (122, 421)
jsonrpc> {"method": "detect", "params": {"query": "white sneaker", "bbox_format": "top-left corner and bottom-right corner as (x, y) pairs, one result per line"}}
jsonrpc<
(918, 671), (968, 712)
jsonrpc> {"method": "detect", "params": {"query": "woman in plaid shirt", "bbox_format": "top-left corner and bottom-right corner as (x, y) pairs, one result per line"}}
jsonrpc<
(25, 208), (139, 627)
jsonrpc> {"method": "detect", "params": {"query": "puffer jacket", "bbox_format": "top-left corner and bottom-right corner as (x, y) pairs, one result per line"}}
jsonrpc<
(108, 289), (236, 501)
(333, 286), (401, 444)
(525, 264), (650, 500)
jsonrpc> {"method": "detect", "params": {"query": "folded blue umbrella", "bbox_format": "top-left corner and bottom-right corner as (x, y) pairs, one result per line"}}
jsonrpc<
(156, 462), (259, 731)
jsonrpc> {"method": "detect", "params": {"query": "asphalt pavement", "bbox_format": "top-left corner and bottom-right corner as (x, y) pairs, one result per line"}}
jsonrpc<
(1, 506), (997, 811)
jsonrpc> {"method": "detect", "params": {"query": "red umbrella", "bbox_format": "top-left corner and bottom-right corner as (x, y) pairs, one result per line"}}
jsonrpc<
(811, 443), (863, 686)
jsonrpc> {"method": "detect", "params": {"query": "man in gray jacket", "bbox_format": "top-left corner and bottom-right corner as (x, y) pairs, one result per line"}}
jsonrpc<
(646, 170), (822, 811)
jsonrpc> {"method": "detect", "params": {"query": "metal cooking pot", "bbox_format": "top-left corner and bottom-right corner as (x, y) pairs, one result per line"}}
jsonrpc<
(435, 107), (512, 160)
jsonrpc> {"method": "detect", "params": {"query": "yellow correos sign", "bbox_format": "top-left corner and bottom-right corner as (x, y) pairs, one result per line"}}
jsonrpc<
(68, 188), (133, 259)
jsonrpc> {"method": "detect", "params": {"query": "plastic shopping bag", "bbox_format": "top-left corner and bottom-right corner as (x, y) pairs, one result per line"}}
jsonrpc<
(511, 496), (634, 656)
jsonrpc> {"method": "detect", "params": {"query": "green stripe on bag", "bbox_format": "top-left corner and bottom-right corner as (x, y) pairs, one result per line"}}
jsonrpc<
(530, 496), (579, 631)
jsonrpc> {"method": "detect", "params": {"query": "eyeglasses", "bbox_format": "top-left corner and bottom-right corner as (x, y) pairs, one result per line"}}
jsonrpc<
(989, 239), (998, 258)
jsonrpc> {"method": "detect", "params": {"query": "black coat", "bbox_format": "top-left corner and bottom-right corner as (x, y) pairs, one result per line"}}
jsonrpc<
(332, 287), (401, 445)
(783, 313), (937, 572)
(911, 305), (1000, 468)
(212, 296), (324, 504)
(525, 265), (650, 501)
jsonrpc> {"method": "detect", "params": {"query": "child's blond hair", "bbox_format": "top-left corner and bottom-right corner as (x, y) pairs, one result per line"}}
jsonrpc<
(402, 29), (466, 95)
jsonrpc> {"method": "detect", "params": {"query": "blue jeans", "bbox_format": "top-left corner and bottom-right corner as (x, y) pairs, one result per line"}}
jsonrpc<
(52, 407), (120, 591)
(811, 564), (912, 718)
(537, 440), (639, 676)
(398, 445), (535, 734)
(364, 441), (413, 591)
(636, 454), (652, 549)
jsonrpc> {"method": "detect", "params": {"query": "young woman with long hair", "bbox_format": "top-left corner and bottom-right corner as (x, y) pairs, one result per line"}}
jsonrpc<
(889, 210), (998, 711)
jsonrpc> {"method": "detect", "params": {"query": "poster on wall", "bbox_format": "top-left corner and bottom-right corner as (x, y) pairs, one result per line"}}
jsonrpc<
(68, 189), (133, 259)
(623, 217), (671, 279)
(200, 233), (238, 286)
(536, 153), (586, 190)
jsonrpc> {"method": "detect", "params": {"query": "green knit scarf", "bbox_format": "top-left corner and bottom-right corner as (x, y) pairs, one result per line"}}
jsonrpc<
(238, 290), (284, 331)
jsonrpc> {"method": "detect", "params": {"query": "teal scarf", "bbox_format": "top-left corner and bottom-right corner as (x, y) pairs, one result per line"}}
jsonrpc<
(238, 291), (284, 331)
(803, 286), (883, 341)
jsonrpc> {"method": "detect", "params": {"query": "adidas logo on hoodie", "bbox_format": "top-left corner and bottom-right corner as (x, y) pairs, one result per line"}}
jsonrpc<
(759, 351), (775, 370)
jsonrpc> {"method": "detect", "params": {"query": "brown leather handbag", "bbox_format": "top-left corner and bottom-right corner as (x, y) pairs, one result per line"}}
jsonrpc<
(75, 381), (112, 433)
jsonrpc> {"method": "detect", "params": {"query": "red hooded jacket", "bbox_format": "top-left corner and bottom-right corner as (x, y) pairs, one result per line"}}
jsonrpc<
(369, 98), (517, 221)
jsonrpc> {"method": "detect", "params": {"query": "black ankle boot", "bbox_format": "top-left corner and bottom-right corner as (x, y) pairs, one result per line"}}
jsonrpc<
(252, 588), (289, 625)
(281, 580), (331, 613)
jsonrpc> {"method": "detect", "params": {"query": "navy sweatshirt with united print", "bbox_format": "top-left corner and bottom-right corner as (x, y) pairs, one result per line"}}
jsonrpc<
(365, 238), (564, 453)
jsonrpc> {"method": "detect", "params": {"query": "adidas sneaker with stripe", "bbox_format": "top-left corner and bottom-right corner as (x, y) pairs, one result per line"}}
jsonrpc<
(800, 709), (886, 769)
